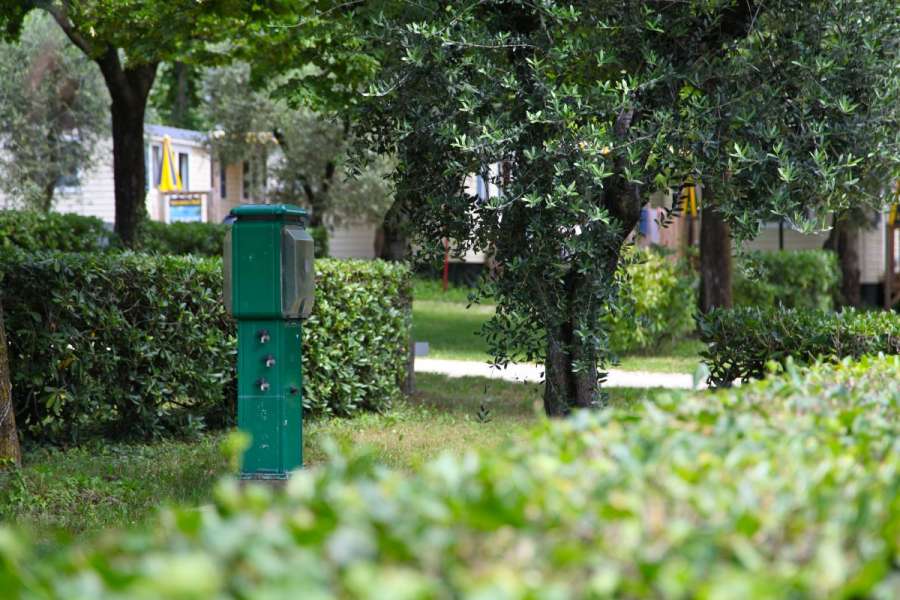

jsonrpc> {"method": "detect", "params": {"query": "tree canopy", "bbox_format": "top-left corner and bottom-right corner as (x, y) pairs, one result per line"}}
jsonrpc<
(202, 62), (394, 229)
(348, 0), (899, 413)
(0, 12), (107, 211)
(0, 1), (375, 244)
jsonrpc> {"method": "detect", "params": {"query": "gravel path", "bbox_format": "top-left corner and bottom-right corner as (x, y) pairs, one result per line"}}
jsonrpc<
(414, 358), (704, 389)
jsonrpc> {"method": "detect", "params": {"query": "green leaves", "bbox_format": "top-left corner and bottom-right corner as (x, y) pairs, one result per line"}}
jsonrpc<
(733, 249), (840, 312)
(0, 244), (411, 442)
(698, 306), (900, 386)
(2, 355), (900, 596)
(603, 248), (697, 354)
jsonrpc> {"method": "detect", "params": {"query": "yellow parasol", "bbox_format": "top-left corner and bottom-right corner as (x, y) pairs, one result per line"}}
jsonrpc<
(680, 182), (698, 217)
(158, 135), (182, 192)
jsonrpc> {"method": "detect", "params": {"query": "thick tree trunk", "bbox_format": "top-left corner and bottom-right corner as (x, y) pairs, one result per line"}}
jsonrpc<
(699, 203), (733, 313)
(109, 94), (149, 245)
(542, 226), (634, 415)
(47, 16), (158, 247)
(172, 62), (190, 127)
(544, 323), (574, 417)
(94, 51), (157, 247)
(823, 216), (862, 308)
(0, 301), (21, 468)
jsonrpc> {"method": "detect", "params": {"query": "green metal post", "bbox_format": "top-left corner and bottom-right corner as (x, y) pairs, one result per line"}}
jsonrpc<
(224, 204), (314, 479)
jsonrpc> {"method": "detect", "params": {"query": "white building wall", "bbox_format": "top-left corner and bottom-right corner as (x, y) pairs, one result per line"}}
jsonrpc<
(51, 139), (117, 224)
(329, 223), (377, 259)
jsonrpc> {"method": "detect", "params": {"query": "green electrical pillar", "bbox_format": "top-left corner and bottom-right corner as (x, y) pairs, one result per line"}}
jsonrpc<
(224, 204), (314, 480)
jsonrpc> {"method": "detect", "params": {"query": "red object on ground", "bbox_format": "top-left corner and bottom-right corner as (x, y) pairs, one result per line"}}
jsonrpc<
(442, 238), (450, 292)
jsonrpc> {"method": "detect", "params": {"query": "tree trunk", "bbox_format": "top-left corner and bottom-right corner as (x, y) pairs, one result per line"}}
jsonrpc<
(542, 230), (633, 415)
(109, 94), (149, 245)
(544, 323), (574, 417)
(0, 300), (21, 468)
(94, 51), (157, 247)
(172, 62), (190, 127)
(699, 202), (733, 313)
(376, 199), (409, 261)
(823, 216), (861, 308)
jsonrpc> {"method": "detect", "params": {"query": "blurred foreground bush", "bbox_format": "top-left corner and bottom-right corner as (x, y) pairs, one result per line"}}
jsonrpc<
(1, 355), (898, 597)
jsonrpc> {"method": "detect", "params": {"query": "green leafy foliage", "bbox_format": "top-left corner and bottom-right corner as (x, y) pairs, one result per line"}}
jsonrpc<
(734, 250), (840, 311)
(309, 225), (329, 259)
(353, 0), (899, 413)
(0, 210), (112, 252)
(1, 356), (898, 597)
(203, 61), (394, 227)
(135, 220), (228, 257)
(0, 250), (234, 442)
(0, 252), (410, 442)
(0, 13), (108, 212)
(698, 306), (900, 386)
(303, 259), (411, 416)
(604, 248), (696, 353)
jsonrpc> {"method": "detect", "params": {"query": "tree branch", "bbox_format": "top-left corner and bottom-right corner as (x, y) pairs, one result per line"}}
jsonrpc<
(39, 0), (94, 57)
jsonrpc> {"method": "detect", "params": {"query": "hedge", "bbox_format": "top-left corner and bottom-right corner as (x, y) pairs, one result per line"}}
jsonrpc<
(136, 220), (330, 258)
(0, 209), (329, 258)
(1, 355), (898, 598)
(605, 248), (696, 353)
(698, 305), (900, 386)
(0, 251), (410, 443)
(734, 249), (839, 311)
(135, 220), (229, 257)
(0, 210), (112, 252)
(302, 259), (411, 416)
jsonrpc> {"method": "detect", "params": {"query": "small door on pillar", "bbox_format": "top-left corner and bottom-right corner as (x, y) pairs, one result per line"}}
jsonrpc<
(239, 397), (281, 475)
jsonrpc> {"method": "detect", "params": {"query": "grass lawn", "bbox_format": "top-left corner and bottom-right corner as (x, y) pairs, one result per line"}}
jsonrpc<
(413, 279), (706, 373)
(615, 337), (706, 374)
(0, 373), (662, 540)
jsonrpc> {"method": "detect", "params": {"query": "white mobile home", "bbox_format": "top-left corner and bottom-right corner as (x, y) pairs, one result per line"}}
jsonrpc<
(0, 124), (380, 259)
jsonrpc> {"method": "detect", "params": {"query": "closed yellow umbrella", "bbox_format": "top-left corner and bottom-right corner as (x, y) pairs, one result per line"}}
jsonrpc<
(158, 135), (182, 192)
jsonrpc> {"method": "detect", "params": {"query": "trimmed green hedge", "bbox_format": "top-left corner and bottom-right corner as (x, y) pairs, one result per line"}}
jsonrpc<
(1, 251), (235, 442)
(1, 355), (898, 597)
(605, 248), (696, 353)
(136, 220), (329, 258)
(734, 249), (839, 311)
(698, 305), (900, 386)
(0, 210), (329, 258)
(136, 220), (229, 257)
(0, 252), (410, 442)
(0, 210), (112, 252)
(303, 259), (411, 416)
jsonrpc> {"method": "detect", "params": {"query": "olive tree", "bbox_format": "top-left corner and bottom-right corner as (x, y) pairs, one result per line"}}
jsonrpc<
(353, 1), (898, 415)
(203, 62), (394, 231)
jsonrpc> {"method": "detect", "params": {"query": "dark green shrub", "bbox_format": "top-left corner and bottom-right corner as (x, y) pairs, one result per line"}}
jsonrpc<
(1, 250), (235, 442)
(136, 220), (228, 257)
(309, 225), (329, 258)
(0, 210), (112, 252)
(0, 355), (897, 597)
(698, 305), (900, 386)
(605, 247), (697, 353)
(733, 250), (839, 311)
(303, 259), (411, 415)
(0, 252), (410, 443)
